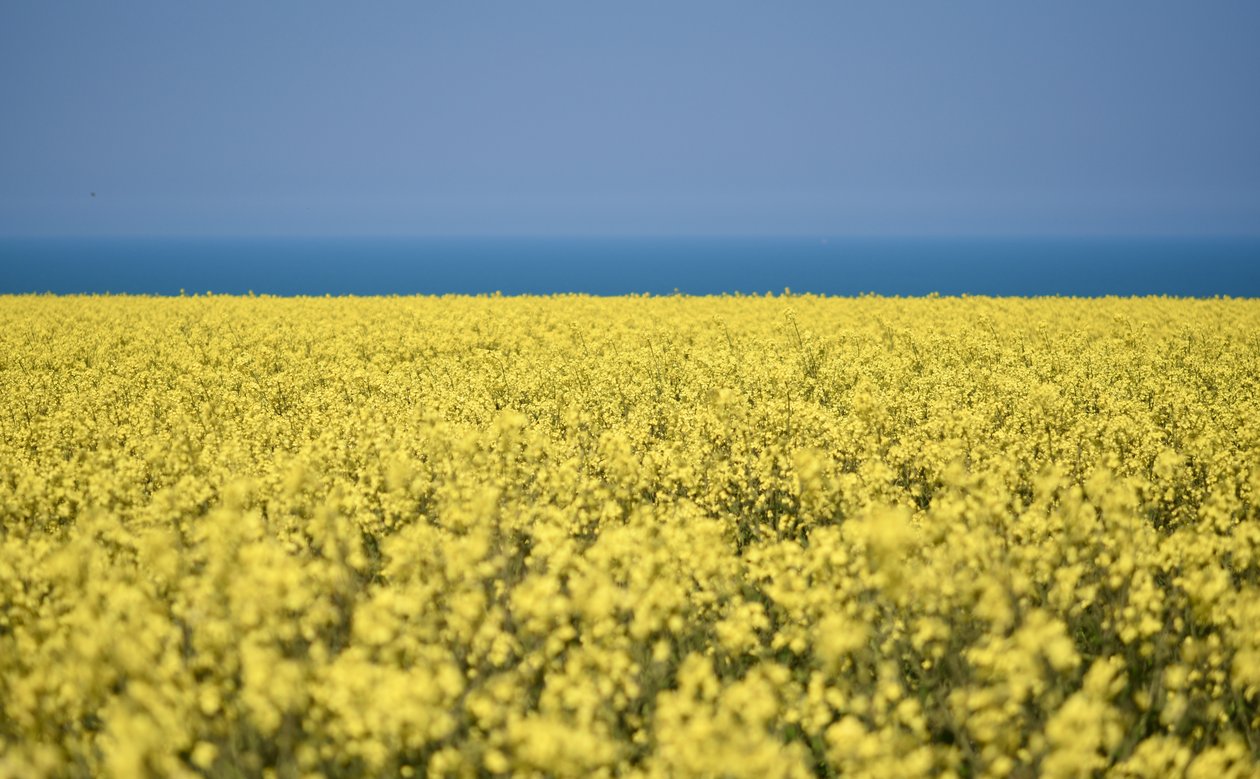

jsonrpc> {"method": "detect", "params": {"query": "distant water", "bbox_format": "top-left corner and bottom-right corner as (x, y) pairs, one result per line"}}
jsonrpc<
(2, 236), (1258, 297)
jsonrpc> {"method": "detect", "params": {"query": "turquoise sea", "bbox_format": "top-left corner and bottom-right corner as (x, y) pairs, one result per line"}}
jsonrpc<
(2, 236), (1258, 297)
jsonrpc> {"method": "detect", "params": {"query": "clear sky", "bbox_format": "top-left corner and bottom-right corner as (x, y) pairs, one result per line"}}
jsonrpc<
(2, 1), (1259, 237)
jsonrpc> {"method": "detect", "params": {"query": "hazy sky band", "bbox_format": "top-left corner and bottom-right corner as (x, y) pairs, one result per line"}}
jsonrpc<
(2, 1), (1258, 236)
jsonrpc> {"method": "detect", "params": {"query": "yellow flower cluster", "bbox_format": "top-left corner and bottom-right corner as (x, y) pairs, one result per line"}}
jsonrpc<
(1, 293), (1258, 777)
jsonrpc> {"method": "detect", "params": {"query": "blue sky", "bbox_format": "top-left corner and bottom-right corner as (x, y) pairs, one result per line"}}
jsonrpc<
(2, 1), (1259, 236)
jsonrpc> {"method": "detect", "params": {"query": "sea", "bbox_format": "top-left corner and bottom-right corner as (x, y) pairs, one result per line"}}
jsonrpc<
(2, 235), (1259, 297)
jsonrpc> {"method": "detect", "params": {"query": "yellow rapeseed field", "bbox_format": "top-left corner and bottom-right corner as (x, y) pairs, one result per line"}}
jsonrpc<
(1, 293), (1259, 778)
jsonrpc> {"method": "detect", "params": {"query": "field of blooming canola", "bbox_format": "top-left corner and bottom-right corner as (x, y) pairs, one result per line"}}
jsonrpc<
(1, 294), (1259, 778)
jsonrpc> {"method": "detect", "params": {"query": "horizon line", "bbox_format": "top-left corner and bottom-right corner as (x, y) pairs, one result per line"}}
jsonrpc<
(4, 231), (1260, 241)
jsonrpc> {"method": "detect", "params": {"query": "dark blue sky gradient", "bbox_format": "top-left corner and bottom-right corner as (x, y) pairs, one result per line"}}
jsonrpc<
(2, 1), (1259, 236)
